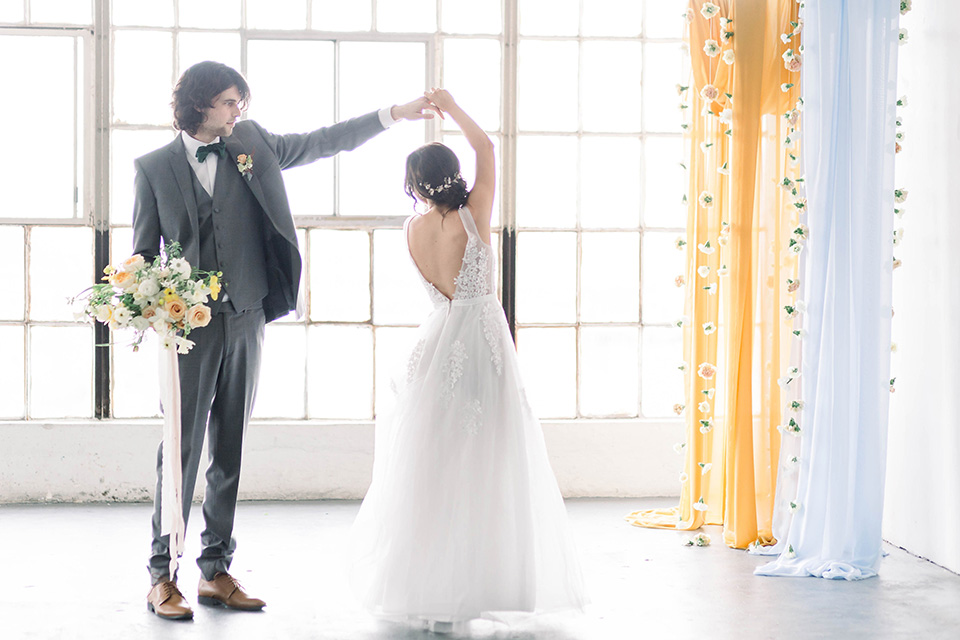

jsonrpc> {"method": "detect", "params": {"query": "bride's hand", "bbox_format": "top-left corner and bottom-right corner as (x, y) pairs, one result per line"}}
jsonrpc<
(424, 88), (456, 115)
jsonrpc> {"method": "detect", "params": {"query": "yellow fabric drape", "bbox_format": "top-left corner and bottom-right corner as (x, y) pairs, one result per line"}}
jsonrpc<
(627, 0), (801, 549)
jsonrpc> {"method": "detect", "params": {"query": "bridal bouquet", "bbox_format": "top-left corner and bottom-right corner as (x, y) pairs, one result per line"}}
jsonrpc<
(72, 242), (222, 354)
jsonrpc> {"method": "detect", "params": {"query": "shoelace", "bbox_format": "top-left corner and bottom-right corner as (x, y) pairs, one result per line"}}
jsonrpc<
(159, 581), (184, 601)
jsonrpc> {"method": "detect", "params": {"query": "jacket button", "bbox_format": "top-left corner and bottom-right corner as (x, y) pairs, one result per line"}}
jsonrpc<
(214, 207), (220, 213)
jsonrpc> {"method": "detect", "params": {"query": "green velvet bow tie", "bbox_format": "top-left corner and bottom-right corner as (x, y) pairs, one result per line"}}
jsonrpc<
(196, 140), (226, 163)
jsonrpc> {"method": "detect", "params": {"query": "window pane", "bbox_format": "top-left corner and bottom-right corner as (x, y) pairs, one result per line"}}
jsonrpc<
(309, 230), (370, 322)
(516, 231), (576, 324)
(641, 326), (684, 417)
(110, 227), (133, 267)
(645, 0), (688, 39)
(111, 129), (177, 226)
(30, 226), (94, 322)
(641, 231), (685, 325)
(374, 326), (419, 416)
(30, 325), (93, 418)
(580, 232), (639, 323)
(112, 332), (160, 418)
(178, 32), (241, 76)
(0, 325), (25, 418)
(442, 38), (501, 131)
(643, 136), (686, 228)
(0, 2), (23, 21)
(580, 326), (639, 417)
(30, 0), (92, 24)
(111, 0), (173, 27)
(516, 136), (577, 229)
(246, 0), (307, 29)
(372, 229), (433, 325)
(643, 43), (684, 133)
(254, 324), (307, 418)
(114, 30), (173, 126)
(519, 0), (577, 36)
(307, 325), (373, 419)
(178, 0), (240, 29)
(582, 41), (642, 133)
(0, 35), (77, 219)
(339, 41), (427, 217)
(517, 327), (576, 418)
(442, 0), (501, 35)
(312, 0), (370, 31)
(582, 0), (641, 37)
(376, 0), (435, 33)
(518, 40), (578, 132)
(440, 133), (501, 228)
(580, 137), (641, 229)
(0, 226), (25, 321)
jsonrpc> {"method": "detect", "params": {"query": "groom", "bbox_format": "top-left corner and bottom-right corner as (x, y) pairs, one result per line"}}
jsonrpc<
(132, 61), (437, 620)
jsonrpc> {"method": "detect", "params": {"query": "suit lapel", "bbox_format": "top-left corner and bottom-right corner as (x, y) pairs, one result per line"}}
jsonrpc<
(166, 136), (201, 246)
(223, 134), (298, 246)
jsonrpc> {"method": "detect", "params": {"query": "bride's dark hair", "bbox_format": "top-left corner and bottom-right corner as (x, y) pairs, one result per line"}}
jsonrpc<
(404, 142), (469, 215)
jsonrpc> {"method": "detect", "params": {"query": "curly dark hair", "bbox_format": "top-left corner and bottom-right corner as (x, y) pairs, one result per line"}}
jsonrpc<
(404, 142), (469, 215)
(172, 61), (250, 135)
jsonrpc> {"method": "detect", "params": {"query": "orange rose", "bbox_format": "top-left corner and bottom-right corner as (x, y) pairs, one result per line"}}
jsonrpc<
(110, 270), (137, 292)
(186, 304), (212, 329)
(141, 306), (156, 320)
(164, 298), (186, 321)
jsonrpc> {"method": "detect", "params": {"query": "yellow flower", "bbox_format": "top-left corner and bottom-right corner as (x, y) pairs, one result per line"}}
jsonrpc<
(209, 275), (221, 301)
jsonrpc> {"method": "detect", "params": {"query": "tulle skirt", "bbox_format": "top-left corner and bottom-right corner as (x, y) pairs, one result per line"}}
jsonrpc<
(349, 296), (586, 622)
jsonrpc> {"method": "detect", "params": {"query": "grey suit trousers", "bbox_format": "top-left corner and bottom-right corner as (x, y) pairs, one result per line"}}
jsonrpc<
(148, 301), (265, 583)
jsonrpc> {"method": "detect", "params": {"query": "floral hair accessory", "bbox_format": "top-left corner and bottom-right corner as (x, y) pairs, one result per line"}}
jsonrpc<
(421, 172), (462, 197)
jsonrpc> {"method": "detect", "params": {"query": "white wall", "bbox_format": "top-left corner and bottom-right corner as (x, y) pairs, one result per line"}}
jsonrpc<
(0, 420), (682, 503)
(883, 0), (960, 574)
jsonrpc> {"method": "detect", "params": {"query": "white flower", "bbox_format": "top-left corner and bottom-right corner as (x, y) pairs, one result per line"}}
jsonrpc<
(700, 3), (720, 19)
(891, 342), (898, 353)
(703, 39), (721, 57)
(703, 283), (718, 295)
(718, 108), (733, 125)
(788, 500), (801, 514)
(693, 498), (709, 511)
(698, 191), (715, 208)
(137, 278), (160, 298)
(897, 95), (908, 108)
(722, 49), (735, 65)
(777, 376), (793, 389)
(901, 0), (912, 15)
(673, 442), (686, 454)
(788, 366), (800, 376)
(789, 400), (805, 412)
(95, 306), (112, 323)
(786, 545), (797, 559)
(698, 362), (717, 380)
(698, 265), (711, 278)
(699, 462), (713, 475)
(694, 532), (711, 547)
(675, 236), (687, 250)
(698, 400), (711, 413)
(893, 228), (904, 245)
(717, 265), (729, 276)
(169, 257), (191, 278)
(795, 299), (807, 312)
(789, 242), (804, 255)
(679, 472), (689, 483)
(702, 322), (716, 335)
(702, 388), (715, 399)
(699, 419), (712, 433)
(780, 33), (791, 44)
(894, 188), (908, 203)
(675, 316), (689, 328)
(112, 306), (133, 327)
(175, 336), (195, 355)
(700, 141), (714, 153)
(131, 316), (150, 331)
(780, 82), (794, 93)
(899, 28), (908, 45)
(698, 241), (715, 254)
(718, 162), (730, 176)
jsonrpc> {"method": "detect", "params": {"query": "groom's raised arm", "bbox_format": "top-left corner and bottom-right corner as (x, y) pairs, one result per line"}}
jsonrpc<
(253, 96), (440, 170)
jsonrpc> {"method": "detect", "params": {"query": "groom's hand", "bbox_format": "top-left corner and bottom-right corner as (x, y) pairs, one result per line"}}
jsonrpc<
(390, 97), (442, 122)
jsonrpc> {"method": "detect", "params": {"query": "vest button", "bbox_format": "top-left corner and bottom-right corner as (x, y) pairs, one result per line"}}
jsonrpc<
(214, 207), (220, 213)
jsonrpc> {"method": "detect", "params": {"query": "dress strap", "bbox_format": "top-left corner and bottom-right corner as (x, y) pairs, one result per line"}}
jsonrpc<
(457, 206), (480, 240)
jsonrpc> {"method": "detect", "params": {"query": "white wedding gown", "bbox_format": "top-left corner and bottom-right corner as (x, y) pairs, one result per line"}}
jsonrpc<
(349, 207), (586, 623)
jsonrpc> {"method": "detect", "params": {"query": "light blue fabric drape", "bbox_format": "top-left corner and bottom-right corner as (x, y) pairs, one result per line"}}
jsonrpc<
(755, 0), (898, 580)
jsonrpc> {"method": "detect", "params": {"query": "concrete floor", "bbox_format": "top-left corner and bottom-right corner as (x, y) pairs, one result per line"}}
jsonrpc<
(0, 498), (956, 639)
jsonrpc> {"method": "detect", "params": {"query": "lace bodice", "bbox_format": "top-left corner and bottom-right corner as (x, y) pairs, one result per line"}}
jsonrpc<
(405, 207), (496, 304)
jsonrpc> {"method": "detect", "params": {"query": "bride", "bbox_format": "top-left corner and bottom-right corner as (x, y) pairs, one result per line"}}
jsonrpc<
(349, 89), (586, 633)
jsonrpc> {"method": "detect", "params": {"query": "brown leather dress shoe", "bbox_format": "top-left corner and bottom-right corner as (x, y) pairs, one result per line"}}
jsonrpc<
(147, 580), (194, 620)
(198, 572), (265, 611)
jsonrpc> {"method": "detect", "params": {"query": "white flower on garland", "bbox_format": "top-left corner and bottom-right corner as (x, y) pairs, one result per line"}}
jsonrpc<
(680, 471), (689, 483)
(893, 228), (904, 246)
(723, 49), (735, 65)
(703, 283), (718, 295)
(784, 109), (800, 127)
(793, 224), (809, 240)
(898, 95), (908, 108)
(895, 207), (905, 218)
(675, 236), (687, 250)
(693, 497), (709, 511)
(896, 131), (905, 143)
(777, 376), (794, 389)
(675, 316), (689, 328)
(782, 48), (802, 72)
(891, 342), (899, 353)
(700, 84), (720, 103)
(901, 0), (912, 15)
(678, 361), (687, 372)
(673, 402), (685, 415)
(895, 188), (908, 203)
(781, 82), (795, 93)
(683, 532), (712, 547)
(703, 39), (721, 57)
(702, 388), (716, 400)
(698, 240), (715, 254)
(789, 400), (805, 412)
(899, 28), (909, 45)
(786, 545), (797, 559)
(717, 264), (729, 276)
(718, 162), (730, 176)
(673, 442), (686, 454)
(698, 191), (715, 208)
(698, 400), (711, 413)
(697, 265), (711, 278)
(698, 362), (717, 380)
(780, 176), (795, 192)
(700, 2), (720, 19)
(719, 108), (733, 124)
(699, 419), (712, 434)
(700, 141), (714, 153)
(893, 258), (903, 270)
(786, 278), (800, 293)
(784, 304), (799, 319)
(788, 500), (801, 514)
(789, 242), (804, 255)
(675, 274), (685, 287)
(702, 322), (716, 335)
(699, 462), (713, 475)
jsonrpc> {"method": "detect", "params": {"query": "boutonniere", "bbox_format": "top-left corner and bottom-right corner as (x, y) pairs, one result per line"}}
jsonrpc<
(237, 152), (254, 181)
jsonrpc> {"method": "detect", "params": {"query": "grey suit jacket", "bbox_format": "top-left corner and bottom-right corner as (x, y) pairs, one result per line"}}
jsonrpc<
(132, 112), (386, 323)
